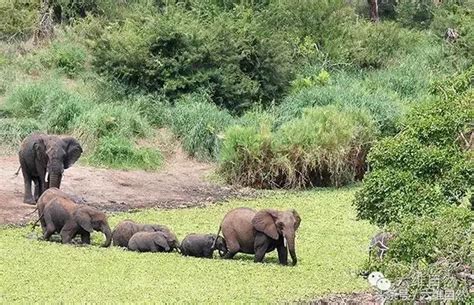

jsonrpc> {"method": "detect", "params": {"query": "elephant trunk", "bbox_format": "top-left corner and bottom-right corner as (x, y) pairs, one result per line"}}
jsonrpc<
(284, 232), (297, 266)
(48, 160), (63, 188)
(101, 223), (112, 247)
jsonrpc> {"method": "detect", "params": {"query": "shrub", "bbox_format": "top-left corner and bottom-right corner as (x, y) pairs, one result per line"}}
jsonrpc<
(354, 69), (474, 226)
(365, 207), (473, 302)
(88, 135), (163, 170)
(219, 105), (377, 188)
(48, 41), (87, 76)
(92, 5), (294, 111)
(73, 103), (152, 148)
(396, 0), (436, 28)
(167, 92), (234, 160)
(0, 0), (39, 40)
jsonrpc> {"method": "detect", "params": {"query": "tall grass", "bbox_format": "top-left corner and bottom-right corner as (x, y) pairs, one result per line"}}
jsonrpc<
(0, 118), (43, 153)
(166, 92), (234, 160)
(73, 103), (152, 149)
(219, 105), (377, 188)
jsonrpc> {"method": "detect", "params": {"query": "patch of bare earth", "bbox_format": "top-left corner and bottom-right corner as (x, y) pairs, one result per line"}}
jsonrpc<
(0, 148), (255, 225)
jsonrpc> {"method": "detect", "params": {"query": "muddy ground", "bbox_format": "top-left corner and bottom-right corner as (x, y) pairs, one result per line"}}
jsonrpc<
(0, 150), (255, 225)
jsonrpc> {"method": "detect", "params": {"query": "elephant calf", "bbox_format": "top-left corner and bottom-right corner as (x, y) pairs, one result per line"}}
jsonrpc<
(128, 232), (177, 253)
(39, 193), (111, 247)
(180, 233), (227, 258)
(112, 220), (177, 248)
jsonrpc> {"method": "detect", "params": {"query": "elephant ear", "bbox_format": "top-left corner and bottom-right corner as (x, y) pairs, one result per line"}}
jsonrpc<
(252, 209), (279, 240)
(75, 208), (94, 233)
(62, 137), (82, 169)
(154, 234), (171, 251)
(291, 209), (301, 230)
(33, 138), (48, 164)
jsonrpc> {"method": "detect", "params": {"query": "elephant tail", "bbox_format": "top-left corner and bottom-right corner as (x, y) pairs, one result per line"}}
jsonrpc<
(30, 209), (42, 231)
(211, 226), (222, 250)
(13, 165), (21, 177)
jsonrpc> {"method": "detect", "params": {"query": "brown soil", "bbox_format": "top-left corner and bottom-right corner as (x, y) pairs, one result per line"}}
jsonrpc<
(0, 149), (255, 225)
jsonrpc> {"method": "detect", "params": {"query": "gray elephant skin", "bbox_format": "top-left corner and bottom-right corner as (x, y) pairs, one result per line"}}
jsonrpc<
(19, 133), (82, 204)
(128, 231), (177, 253)
(38, 189), (111, 247)
(112, 220), (179, 249)
(180, 233), (227, 258)
(218, 207), (301, 265)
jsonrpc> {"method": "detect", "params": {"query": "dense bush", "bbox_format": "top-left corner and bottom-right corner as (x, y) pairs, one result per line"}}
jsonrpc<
(0, 0), (39, 40)
(354, 69), (474, 226)
(366, 206), (473, 302)
(166, 92), (234, 160)
(88, 135), (163, 170)
(219, 105), (377, 188)
(92, 6), (294, 112)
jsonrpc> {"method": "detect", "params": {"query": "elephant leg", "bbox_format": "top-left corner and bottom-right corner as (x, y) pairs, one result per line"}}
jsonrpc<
(43, 212), (55, 240)
(222, 239), (239, 259)
(80, 232), (91, 244)
(254, 234), (271, 263)
(276, 243), (288, 265)
(33, 177), (40, 202)
(21, 168), (35, 204)
(60, 222), (77, 244)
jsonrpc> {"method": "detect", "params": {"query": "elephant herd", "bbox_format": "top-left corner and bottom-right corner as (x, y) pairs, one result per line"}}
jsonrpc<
(19, 133), (303, 265)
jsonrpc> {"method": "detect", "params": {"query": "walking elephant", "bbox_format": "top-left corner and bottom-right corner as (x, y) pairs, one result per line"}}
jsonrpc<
(128, 231), (179, 253)
(19, 133), (82, 204)
(180, 233), (227, 258)
(39, 194), (111, 247)
(218, 207), (301, 266)
(112, 220), (178, 248)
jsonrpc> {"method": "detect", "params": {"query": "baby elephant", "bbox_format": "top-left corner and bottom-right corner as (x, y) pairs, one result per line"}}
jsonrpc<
(128, 231), (176, 253)
(112, 220), (176, 248)
(180, 234), (227, 258)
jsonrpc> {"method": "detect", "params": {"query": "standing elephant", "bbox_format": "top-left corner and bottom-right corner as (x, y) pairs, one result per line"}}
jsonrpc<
(19, 133), (82, 204)
(112, 220), (178, 248)
(40, 195), (111, 247)
(180, 233), (227, 258)
(128, 231), (178, 253)
(218, 207), (301, 266)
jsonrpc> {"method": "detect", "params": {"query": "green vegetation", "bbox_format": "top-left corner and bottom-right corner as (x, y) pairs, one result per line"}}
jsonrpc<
(220, 105), (376, 188)
(355, 69), (473, 226)
(0, 189), (376, 303)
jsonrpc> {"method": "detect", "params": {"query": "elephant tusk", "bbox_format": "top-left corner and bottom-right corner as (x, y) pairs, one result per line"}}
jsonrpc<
(284, 236), (287, 248)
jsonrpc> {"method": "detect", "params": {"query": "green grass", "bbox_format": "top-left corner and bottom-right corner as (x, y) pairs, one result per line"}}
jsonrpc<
(0, 188), (376, 303)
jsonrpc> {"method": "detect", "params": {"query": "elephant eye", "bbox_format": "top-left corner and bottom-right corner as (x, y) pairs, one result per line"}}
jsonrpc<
(276, 222), (284, 229)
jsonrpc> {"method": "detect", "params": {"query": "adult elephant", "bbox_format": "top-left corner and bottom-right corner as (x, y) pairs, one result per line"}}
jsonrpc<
(19, 133), (82, 204)
(218, 207), (301, 266)
(40, 194), (112, 247)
